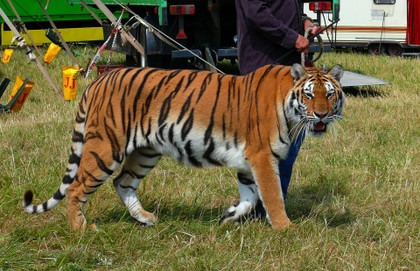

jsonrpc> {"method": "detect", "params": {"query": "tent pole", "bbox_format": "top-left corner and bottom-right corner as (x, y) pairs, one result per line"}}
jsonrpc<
(36, 0), (82, 71)
(80, 0), (103, 25)
(5, 0), (43, 58)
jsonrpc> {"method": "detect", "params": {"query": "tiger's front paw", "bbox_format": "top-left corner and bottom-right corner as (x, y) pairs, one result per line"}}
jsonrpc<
(271, 218), (295, 231)
(69, 214), (87, 230)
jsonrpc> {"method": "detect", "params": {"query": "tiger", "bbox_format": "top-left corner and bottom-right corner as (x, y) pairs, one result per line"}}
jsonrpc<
(22, 63), (344, 230)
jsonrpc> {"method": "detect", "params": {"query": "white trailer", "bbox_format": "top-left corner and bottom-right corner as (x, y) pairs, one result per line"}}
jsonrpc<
(304, 0), (420, 56)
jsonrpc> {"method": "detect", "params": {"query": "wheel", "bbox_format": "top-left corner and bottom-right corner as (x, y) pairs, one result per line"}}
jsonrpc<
(368, 44), (383, 56)
(387, 44), (403, 57)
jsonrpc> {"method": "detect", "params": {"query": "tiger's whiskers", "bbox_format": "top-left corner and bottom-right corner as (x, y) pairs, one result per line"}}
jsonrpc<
(288, 118), (307, 142)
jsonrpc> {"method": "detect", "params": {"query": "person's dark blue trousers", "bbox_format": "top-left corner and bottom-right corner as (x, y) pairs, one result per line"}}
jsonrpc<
(253, 131), (306, 218)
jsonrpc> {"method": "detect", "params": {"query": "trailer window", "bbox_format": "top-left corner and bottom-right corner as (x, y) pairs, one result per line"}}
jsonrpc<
(373, 0), (396, 4)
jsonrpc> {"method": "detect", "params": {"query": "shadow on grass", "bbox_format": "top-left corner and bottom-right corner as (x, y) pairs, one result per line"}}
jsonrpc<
(286, 175), (356, 227)
(93, 174), (355, 228)
(343, 86), (383, 98)
(95, 191), (354, 229)
(95, 200), (225, 227)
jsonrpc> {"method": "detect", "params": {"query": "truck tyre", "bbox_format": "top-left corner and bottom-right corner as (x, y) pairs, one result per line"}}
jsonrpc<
(368, 44), (383, 56)
(387, 44), (403, 57)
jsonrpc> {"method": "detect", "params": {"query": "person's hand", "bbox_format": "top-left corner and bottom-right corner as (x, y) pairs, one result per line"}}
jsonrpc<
(304, 20), (320, 36)
(295, 34), (309, 53)
(297, 20), (320, 54)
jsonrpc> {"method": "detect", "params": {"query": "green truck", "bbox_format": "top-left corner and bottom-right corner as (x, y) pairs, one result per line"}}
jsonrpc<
(0, 0), (107, 46)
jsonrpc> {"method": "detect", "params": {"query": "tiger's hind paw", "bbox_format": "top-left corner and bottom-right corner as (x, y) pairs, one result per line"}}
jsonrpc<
(271, 218), (296, 231)
(134, 210), (156, 227)
(219, 209), (237, 225)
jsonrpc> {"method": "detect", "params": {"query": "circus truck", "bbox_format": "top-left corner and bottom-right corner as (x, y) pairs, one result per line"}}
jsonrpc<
(70, 0), (337, 69)
(67, 0), (239, 69)
(303, 0), (420, 56)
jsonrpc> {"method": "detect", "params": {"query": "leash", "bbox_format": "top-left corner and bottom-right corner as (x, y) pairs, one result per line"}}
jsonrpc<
(301, 23), (323, 66)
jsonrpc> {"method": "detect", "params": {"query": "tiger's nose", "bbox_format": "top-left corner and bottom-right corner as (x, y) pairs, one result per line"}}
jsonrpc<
(314, 112), (328, 119)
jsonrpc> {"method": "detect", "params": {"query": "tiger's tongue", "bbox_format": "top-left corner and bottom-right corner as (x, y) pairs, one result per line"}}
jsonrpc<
(314, 122), (325, 131)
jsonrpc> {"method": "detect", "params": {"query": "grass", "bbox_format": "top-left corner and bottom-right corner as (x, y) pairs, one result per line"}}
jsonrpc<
(0, 45), (419, 270)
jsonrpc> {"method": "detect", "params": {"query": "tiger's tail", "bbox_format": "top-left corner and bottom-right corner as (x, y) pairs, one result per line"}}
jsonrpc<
(23, 91), (88, 214)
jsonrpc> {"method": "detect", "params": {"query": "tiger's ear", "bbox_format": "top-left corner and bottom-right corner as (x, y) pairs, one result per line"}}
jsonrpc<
(328, 64), (344, 82)
(290, 63), (306, 82)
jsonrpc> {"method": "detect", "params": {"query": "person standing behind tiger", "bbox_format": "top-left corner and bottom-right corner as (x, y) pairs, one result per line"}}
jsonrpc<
(234, 0), (319, 216)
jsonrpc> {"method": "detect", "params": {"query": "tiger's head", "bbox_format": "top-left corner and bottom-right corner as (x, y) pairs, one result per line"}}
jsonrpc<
(286, 63), (345, 139)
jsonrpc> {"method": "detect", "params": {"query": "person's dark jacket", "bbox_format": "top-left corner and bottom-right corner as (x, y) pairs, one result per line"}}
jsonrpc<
(235, 0), (305, 74)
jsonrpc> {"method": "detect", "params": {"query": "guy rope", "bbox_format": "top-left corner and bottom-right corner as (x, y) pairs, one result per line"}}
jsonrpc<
(92, 0), (145, 56)
(5, 0), (43, 58)
(0, 6), (64, 101)
(36, 0), (82, 73)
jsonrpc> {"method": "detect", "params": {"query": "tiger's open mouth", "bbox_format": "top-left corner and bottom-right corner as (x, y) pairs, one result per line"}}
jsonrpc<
(312, 122), (327, 133)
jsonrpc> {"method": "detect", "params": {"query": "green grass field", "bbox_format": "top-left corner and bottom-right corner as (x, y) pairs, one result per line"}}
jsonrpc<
(0, 46), (419, 270)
